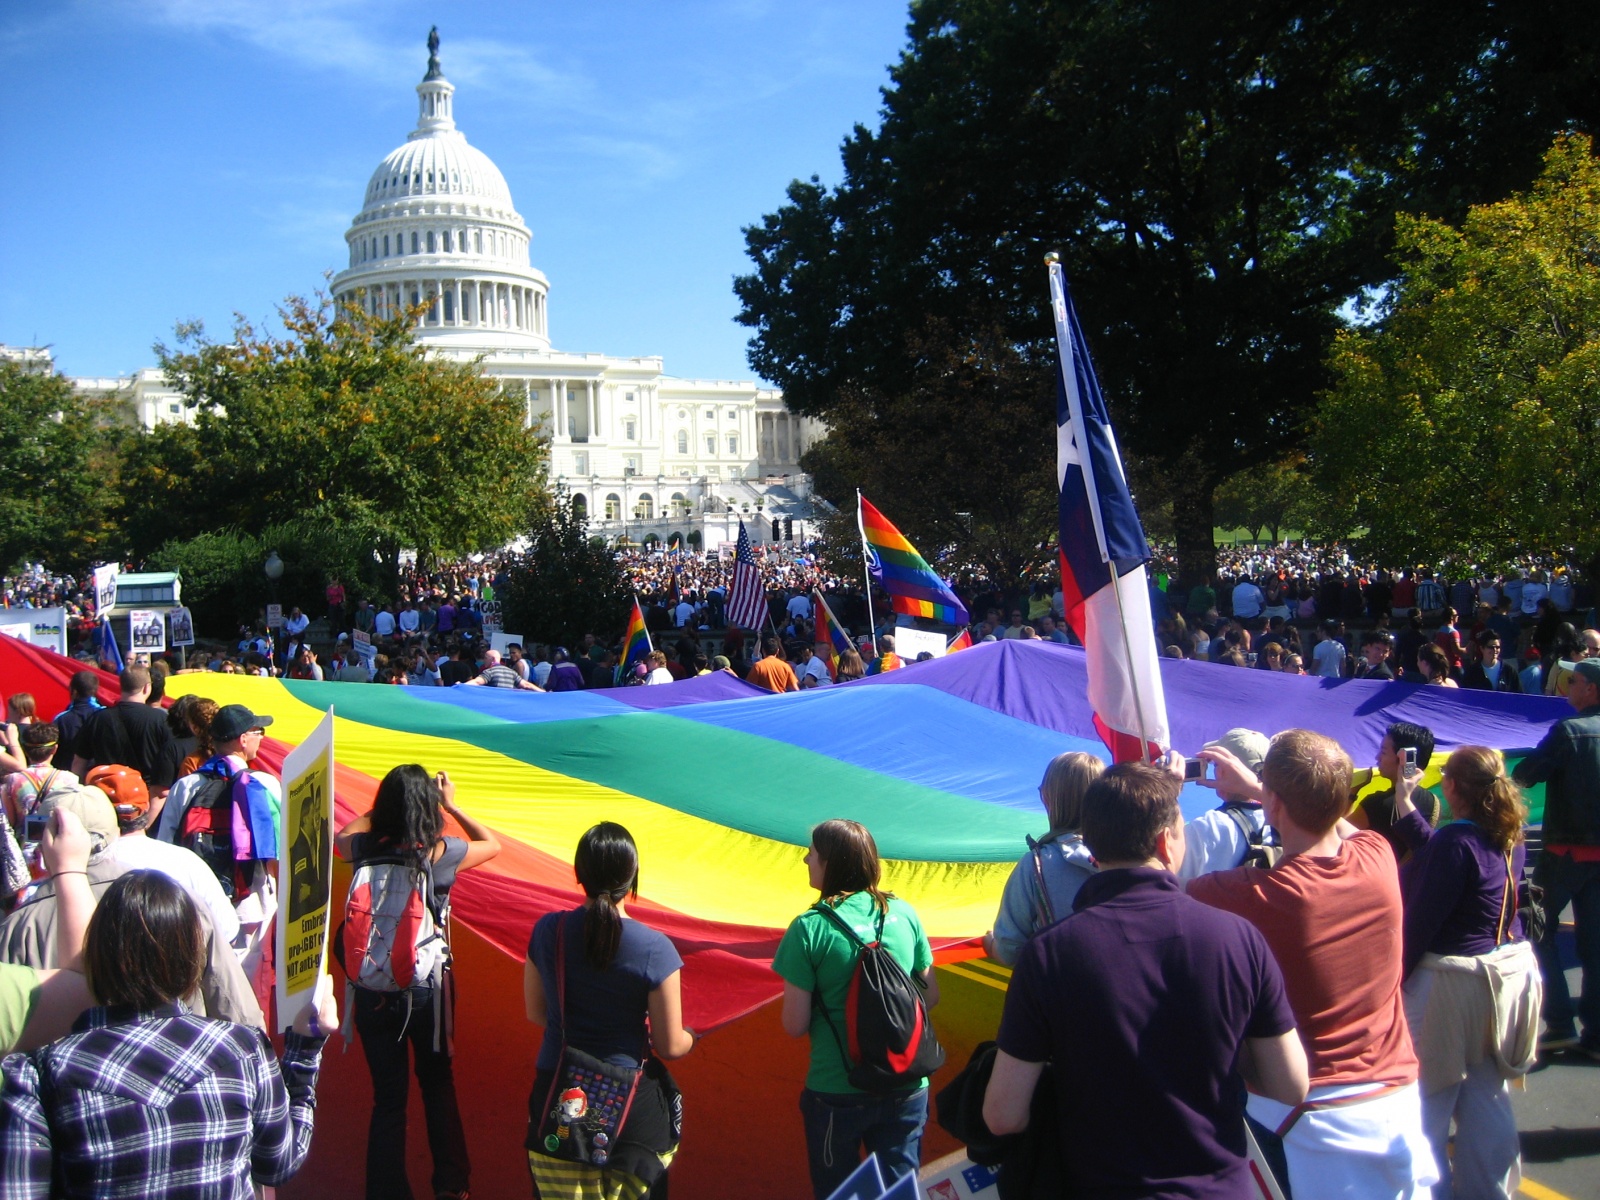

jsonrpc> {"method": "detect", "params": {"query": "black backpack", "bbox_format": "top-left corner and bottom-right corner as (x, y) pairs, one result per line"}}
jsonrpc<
(810, 901), (946, 1093)
(1219, 802), (1284, 870)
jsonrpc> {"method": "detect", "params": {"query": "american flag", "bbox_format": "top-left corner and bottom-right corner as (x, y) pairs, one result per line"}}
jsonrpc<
(725, 520), (768, 630)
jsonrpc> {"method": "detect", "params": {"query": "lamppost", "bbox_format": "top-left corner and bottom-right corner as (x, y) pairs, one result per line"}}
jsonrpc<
(264, 550), (285, 664)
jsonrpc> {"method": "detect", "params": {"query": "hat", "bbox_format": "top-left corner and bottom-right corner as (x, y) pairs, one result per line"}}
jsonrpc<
(50, 786), (120, 855)
(211, 703), (274, 742)
(1202, 728), (1272, 776)
(337, 632), (350, 642)
(86, 764), (150, 821)
(711, 654), (731, 670)
(1571, 659), (1600, 688)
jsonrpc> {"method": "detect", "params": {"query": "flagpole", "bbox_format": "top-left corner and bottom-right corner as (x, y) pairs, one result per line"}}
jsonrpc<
(1047, 251), (1158, 763)
(856, 490), (878, 647)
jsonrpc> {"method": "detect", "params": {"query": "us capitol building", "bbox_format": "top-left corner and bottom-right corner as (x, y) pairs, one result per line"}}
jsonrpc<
(35, 31), (821, 550)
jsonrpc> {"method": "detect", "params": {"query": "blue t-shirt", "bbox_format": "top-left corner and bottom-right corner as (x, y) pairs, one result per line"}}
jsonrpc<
(528, 909), (683, 1070)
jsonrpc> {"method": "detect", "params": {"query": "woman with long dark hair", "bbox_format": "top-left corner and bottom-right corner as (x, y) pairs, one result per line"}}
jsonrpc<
(336, 764), (500, 1200)
(524, 821), (695, 1198)
(1392, 747), (1538, 1198)
(0, 868), (338, 1196)
(773, 819), (940, 1199)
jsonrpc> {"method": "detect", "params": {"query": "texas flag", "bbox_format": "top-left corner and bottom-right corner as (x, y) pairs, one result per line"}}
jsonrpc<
(1048, 258), (1169, 762)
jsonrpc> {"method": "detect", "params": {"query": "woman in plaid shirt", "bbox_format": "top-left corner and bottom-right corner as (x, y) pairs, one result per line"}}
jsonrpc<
(0, 870), (339, 1199)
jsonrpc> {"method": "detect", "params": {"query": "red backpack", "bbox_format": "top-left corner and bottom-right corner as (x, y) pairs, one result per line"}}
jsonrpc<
(810, 901), (946, 1093)
(340, 855), (450, 992)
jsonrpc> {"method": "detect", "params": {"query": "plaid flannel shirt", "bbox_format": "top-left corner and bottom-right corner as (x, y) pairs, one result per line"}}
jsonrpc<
(0, 1003), (324, 1199)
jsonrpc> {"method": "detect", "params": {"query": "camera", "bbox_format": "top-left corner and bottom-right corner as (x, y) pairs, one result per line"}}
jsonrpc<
(1183, 757), (1207, 782)
(1403, 746), (1418, 776)
(24, 812), (46, 843)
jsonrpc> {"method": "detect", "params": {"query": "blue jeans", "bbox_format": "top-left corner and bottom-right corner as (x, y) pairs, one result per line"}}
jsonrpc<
(799, 1087), (928, 1200)
(1533, 851), (1600, 1042)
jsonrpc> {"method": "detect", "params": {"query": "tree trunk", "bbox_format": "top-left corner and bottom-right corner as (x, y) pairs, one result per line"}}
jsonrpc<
(1169, 452), (1219, 588)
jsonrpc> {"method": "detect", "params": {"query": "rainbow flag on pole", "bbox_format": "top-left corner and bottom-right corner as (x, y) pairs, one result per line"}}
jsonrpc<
(947, 629), (974, 654)
(814, 591), (854, 658)
(858, 496), (970, 626)
(622, 597), (652, 670)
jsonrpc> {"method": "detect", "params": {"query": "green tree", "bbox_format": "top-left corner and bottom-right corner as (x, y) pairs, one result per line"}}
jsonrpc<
(1212, 455), (1314, 544)
(0, 363), (118, 573)
(121, 296), (550, 585)
(1312, 135), (1600, 571)
(498, 495), (630, 650)
(736, 0), (1600, 584)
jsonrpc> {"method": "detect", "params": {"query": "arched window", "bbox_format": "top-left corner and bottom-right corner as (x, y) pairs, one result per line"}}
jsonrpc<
(676, 431), (688, 455)
(443, 230), (452, 253)
(411, 232), (420, 254)
(427, 231), (437, 253)
(571, 493), (588, 520)
(624, 419), (636, 441)
(475, 230), (482, 253)
(383, 234), (390, 257)
(634, 494), (654, 520)
(728, 435), (738, 456)
(605, 493), (621, 521)
(706, 434), (716, 455)
(443, 290), (455, 321)
(670, 492), (688, 519)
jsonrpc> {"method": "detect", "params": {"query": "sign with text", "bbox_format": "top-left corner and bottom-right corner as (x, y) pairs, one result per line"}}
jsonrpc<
(266, 603), (284, 630)
(0, 606), (68, 656)
(129, 609), (166, 653)
(480, 600), (502, 635)
(168, 607), (195, 647)
(276, 707), (335, 1031)
(892, 626), (947, 662)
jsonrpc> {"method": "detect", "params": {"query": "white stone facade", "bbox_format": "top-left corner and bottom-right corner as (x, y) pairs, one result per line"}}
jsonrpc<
(330, 33), (821, 548)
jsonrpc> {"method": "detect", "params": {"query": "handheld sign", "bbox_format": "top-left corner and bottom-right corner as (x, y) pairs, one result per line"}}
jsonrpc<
(276, 707), (336, 1031)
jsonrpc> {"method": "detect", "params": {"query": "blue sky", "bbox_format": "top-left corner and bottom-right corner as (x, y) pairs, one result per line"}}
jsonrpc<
(1, 1), (910, 383)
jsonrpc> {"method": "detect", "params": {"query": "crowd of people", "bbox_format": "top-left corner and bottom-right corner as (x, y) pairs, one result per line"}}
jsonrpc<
(0, 543), (1595, 1197)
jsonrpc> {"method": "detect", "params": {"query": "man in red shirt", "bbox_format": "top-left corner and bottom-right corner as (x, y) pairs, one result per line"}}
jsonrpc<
(1190, 730), (1437, 1199)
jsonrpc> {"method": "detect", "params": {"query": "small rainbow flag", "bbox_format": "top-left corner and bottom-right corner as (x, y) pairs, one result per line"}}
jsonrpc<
(814, 591), (854, 658)
(622, 597), (651, 670)
(947, 629), (973, 654)
(857, 496), (970, 626)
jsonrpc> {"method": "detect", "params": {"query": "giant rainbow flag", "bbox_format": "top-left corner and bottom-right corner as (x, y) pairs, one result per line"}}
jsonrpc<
(0, 635), (1563, 1032)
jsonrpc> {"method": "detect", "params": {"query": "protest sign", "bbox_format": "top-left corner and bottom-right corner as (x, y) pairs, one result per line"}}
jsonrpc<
(823, 1155), (885, 1200)
(490, 631), (525, 656)
(92, 564), (119, 615)
(276, 707), (335, 1031)
(129, 609), (166, 653)
(0, 606), (68, 656)
(480, 600), (502, 635)
(168, 607), (195, 647)
(893, 626), (947, 661)
(916, 1153), (997, 1200)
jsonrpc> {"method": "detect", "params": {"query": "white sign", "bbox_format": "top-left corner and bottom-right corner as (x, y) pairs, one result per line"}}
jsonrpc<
(490, 632), (525, 656)
(918, 1152), (997, 1199)
(168, 607), (195, 648)
(480, 600), (502, 636)
(92, 564), (119, 615)
(277, 707), (335, 1031)
(0, 606), (69, 656)
(129, 609), (166, 653)
(893, 626), (947, 661)
(266, 603), (284, 630)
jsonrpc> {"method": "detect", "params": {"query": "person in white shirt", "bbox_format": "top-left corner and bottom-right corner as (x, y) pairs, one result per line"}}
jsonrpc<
(397, 602), (421, 635)
(1521, 569), (1549, 616)
(373, 606), (397, 638)
(1311, 621), (1347, 679)
(1177, 729), (1276, 882)
(89, 764), (241, 946)
(644, 650), (675, 685)
(674, 598), (695, 628)
(795, 644), (832, 688)
(531, 648), (553, 688)
(283, 607), (310, 638)
(786, 591), (813, 622)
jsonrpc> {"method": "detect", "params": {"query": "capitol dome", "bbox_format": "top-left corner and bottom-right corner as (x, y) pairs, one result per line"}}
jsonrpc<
(332, 29), (550, 349)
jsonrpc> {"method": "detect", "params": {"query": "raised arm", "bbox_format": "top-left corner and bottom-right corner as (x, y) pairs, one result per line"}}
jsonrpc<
(438, 772), (500, 870)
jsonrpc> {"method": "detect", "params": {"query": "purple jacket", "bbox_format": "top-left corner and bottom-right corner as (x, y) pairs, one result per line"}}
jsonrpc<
(1394, 810), (1524, 977)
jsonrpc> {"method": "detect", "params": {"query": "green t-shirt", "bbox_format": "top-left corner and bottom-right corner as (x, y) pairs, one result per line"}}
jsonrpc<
(0, 962), (41, 1053)
(771, 891), (935, 1094)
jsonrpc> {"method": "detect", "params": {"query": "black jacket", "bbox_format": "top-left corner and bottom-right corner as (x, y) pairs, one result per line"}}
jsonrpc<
(936, 1041), (1062, 1200)
(1460, 662), (1522, 693)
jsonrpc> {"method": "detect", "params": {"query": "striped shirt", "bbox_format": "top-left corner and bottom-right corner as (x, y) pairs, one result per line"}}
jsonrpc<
(0, 1004), (324, 1199)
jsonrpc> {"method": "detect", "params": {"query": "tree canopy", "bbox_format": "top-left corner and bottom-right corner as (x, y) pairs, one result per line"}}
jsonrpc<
(1312, 135), (1600, 572)
(736, 0), (1600, 586)
(0, 363), (118, 575)
(498, 494), (630, 650)
(121, 296), (549, 587)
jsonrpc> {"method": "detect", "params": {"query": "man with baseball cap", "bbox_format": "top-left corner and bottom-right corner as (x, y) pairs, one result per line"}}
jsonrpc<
(1177, 728), (1280, 881)
(154, 703), (282, 1013)
(1514, 656), (1600, 1057)
(93, 764), (239, 944)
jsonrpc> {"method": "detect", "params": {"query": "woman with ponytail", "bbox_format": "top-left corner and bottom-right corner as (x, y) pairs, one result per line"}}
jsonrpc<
(1392, 746), (1538, 1198)
(336, 764), (500, 1200)
(524, 822), (695, 1199)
